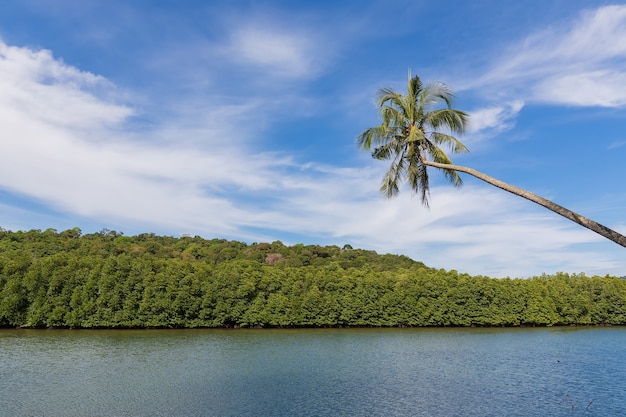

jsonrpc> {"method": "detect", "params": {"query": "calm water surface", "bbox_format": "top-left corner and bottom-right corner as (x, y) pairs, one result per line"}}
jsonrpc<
(0, 327), (625, 416)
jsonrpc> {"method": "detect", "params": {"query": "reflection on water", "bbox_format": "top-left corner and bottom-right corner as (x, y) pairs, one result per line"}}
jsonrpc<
(1, 327), (624, 416)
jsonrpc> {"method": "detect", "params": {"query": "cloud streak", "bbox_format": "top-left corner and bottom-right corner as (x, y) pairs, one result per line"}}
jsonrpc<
(451, 4), (626, 149)
(475, 5), (626, 108)
(226, 27), (320, 79)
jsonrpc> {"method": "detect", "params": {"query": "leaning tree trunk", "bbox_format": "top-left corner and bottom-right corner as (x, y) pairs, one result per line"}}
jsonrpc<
(423, 159), (626, 248)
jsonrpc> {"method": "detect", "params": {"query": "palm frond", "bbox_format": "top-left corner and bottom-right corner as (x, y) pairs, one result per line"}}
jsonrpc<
(429, 144), (453, 164)
(429, 131), (469, 154)
(371, 140), (398, 160)
(380, 157), (406, 199)
(357, 125), (397, 150)
(423, 82), (454, 107)
(408, 74), (423, 98)
(419, 159), (430, 205)
(356, 126), (380, 150)
(429, 145), (463, 186)
(428, 109), (469, 135)
(405, 124), (426, 144)
(377, 88), (403, 109)
(381, 106), (408, 131)
(406, 156), (430, 206)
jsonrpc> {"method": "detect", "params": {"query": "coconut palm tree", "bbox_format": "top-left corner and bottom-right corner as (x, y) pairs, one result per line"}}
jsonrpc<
(358, 72), (626, 248)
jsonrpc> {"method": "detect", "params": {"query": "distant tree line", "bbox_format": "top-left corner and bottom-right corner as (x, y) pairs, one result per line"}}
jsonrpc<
(0, 227), (625, 328)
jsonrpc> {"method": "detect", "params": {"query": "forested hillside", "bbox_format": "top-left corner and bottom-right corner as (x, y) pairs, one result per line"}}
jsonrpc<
(1, 227), (625, 328)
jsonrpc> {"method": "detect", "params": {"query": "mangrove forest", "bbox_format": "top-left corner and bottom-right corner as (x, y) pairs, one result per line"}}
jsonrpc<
(0, 227), (625, 328)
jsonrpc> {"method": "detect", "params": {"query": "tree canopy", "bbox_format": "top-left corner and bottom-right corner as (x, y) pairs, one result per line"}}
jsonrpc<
(1, 227), (624, 329)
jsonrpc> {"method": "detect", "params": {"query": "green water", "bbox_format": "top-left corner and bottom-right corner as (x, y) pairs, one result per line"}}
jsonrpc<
(1, 327), (624, 416)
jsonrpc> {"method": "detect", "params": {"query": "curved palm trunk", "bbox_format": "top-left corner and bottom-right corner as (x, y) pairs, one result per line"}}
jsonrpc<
(423, 159), (626, 248)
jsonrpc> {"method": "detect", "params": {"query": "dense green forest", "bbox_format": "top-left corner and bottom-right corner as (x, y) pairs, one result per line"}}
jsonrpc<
(0, 227), (625, 328)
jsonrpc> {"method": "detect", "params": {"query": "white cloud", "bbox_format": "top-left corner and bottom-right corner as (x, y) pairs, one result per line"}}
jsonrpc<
(551, 5), (626, 62)
(449, 5), (626, 146)
(0, 40), (287, 233)
(225, 25), (324, 79)
(479, 5), (626, 108)
(466, 101), (524, 143)
(0, 41), (132, 130)
(230, 28), (313, 78)
(533, 70), (626, 107)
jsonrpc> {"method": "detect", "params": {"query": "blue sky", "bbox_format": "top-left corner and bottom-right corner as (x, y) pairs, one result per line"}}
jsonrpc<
(1, 0), (625, 278)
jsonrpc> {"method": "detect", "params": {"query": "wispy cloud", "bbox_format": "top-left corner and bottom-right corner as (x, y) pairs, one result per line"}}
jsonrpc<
(226, 27), (321, 79)
(442, 4), (626, 153)
(465, 100), (524, 144)
(0, 40), (284, 232)
(607, 140), (626, 150)
(533, 70), (626, 108)
(477, 5), (626, 108)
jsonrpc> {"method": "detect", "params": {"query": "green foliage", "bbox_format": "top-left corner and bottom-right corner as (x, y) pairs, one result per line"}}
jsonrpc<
(0, 228), (625, 328)
(358, 73), (469, 204)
